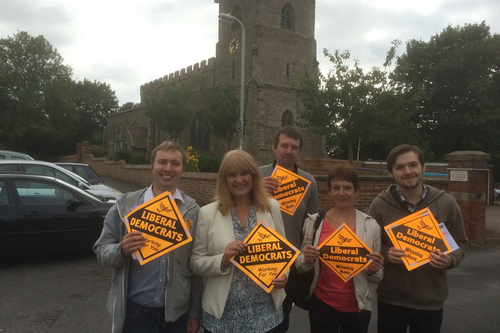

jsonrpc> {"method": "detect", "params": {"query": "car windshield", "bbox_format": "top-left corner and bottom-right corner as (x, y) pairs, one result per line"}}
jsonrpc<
(51, 178), (106, 203)
(58, 164), (102, 184)
(83, 189), (105, 201)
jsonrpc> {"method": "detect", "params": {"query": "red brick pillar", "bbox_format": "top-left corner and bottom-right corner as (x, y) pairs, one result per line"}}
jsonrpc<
(76, 141), (90, 163)
(445, 151), (490, 243)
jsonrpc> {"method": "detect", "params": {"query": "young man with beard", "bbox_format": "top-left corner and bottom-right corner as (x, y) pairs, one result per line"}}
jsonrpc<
(259, 126), (319, 332)
(368, 144), (468, 333)
(94, 141), (202, 333)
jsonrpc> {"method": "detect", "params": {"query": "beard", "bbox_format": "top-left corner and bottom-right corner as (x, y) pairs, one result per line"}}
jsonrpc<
(398, 177), (422, 190)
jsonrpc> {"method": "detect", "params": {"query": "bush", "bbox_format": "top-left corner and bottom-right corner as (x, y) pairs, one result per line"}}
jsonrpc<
(198, 153), (222, 173)
(185, 146), (200, 172)
(131, 153), (147, 165)
(107, 151), (116, 161)
(87, 145), (109, 158)
(114, 149), (132, 163)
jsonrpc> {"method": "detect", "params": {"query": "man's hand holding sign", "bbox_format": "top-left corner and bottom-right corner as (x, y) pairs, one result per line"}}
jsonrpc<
(121, 230), (147, 258)
(124, 190), (193, 265)
(384, 207), (457, 271)
(268, 166), (311, 216)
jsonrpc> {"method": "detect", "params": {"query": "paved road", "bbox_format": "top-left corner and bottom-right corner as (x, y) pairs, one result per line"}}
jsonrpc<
(0, 251), (111, 333)
(103, 176), (143, 193)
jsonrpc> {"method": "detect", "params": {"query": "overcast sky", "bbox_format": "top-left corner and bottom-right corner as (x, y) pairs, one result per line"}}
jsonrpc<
(1, 0), (499, 105)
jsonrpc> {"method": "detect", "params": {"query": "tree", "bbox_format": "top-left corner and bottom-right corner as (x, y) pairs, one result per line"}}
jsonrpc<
(392, 22), (500, 160)
(0, 31), (78, 157)
(72, 78), (119, 145)
(145, 81), (194, 142)
(119, 102), (140, 112)
(297, 48), (391, 163)
(205, 84), (240, 150)
(359, 88), (423, 160)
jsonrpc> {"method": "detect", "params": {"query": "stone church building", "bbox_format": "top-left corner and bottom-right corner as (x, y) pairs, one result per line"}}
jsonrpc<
(104, 0), (325, 164)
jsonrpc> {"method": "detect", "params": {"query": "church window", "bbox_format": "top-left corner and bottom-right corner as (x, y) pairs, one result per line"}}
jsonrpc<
(281, 110), (294, 126)
(232, 6), (241, 33)
(190, 112), (210, 150)
(281, 3), (294, 31)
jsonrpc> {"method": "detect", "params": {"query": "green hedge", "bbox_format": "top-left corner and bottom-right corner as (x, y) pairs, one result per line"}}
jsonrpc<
(131, 153), (147, 165)
(198, 153), (222, 173)
(114, 149), (133, 163)
(87, 145), (109, 158)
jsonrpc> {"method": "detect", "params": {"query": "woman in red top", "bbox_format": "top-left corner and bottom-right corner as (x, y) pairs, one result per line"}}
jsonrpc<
(296, 164), (384, 333)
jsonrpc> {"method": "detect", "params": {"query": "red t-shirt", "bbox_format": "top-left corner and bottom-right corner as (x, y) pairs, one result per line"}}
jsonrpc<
(313, 220), (359, 312)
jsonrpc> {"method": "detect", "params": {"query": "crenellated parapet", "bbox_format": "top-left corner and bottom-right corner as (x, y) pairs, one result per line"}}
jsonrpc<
(140, 57), (216, 94)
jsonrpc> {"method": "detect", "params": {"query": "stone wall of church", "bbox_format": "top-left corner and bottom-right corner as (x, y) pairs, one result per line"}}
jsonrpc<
(104, 106), (150, 151)
(140, 58), (216, 100)
(105, 0), (323, 161)
(244, 81), (324, 164)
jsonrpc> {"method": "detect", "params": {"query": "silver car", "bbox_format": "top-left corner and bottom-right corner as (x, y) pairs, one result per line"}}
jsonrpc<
(0, 150), (34, 160)
(0, 160), (121, 201)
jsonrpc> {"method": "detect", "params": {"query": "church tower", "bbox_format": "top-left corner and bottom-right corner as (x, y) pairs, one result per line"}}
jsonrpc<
(214, 0), (323, 162)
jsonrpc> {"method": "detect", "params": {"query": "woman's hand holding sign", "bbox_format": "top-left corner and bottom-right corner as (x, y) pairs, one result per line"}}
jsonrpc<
(121, 230), (146, 258)
(303, 245), (320, 265)
(222, 240), (247, 267)
(272, 274), (287, 289)
(366, 252), (384, 274)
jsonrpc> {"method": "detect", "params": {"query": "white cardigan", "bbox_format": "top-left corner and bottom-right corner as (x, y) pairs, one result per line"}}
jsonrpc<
(190, 199), (287, 319)
(295, 209), (383, 311)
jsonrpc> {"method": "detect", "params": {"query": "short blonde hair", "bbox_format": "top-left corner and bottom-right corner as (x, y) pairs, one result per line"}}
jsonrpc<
(216, 150), (271, 215)
(150, 141), (187, 171)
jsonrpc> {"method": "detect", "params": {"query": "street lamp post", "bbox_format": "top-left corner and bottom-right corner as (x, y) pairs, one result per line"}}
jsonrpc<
(219, 13), (245, 150)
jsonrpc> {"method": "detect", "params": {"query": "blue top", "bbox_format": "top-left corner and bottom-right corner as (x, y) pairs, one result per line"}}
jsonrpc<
(202, 205), (284, 332)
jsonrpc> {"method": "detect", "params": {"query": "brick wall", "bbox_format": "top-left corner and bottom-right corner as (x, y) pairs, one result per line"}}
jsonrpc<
(301, 158), (364, 176)
(69, 154), (448, 213)
(316, 175), (447, 213)
(446, 151), (490, 242)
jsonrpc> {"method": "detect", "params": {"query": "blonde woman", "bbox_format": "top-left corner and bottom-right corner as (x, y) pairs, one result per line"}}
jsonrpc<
(191, 150), (287, 333)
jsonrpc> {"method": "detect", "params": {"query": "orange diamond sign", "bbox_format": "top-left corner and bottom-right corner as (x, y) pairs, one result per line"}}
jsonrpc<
(125, 191), (192, 265)
(318, 223), (373, 282)
(384, 208), (453, 271)
(269, 166), (311, 216)
(230, 221), (300, 293)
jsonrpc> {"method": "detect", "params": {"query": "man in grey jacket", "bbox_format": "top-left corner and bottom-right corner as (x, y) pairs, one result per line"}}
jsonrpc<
(259, 126), (319, 332)
(94, 141), (202, 333)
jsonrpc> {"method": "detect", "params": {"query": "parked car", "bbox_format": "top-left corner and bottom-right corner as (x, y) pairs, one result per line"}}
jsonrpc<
(494, 188), (500, 201)
(0, 160), (121, 201)
(0, 150), (34, 160)
(56, 163), (104, 185)
(0, 173), (113, 256)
